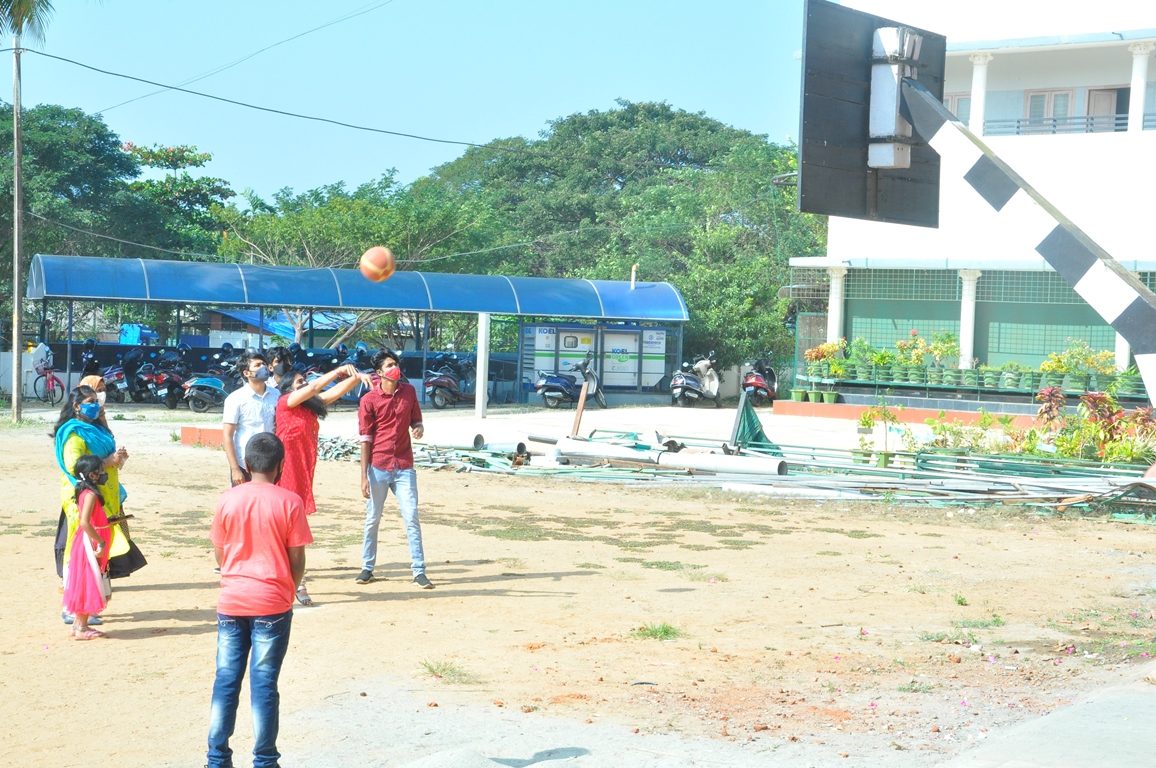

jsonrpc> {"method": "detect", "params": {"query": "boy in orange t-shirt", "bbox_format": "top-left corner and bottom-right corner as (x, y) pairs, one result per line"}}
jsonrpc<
(207, 433), (312, 768)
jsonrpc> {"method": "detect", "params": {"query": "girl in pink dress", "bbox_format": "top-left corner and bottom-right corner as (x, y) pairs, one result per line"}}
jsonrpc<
(276, 363), (371, 605)
(63, 454), (113, 639)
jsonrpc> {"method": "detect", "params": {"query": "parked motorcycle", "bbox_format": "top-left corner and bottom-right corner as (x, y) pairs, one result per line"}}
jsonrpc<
(741, 356), (778, 407)
(670, 351), (722, 408)
(535, 351), (607, 409)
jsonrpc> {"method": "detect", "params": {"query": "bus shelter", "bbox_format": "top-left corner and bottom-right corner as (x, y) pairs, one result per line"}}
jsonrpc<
(26, 254), (689, 416)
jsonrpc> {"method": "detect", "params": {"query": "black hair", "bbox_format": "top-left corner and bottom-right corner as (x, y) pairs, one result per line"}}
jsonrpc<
(244, 432), (285, 474)
(277, 371), (328, 420)
(237, 349), (268, 377)
(73, 453), (106, 505)
(268, 346), (291, 365)
(370, 348), (401, 373)
(51, 386), (98, 438)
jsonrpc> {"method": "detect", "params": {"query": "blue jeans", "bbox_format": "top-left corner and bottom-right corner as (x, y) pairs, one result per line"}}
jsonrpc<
(363, 466), (425, 576)
(207, 611), (293, 768)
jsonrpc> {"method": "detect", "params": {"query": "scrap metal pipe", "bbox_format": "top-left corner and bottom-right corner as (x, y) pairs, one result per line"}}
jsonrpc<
(659, 452), (788, 476)
(484, 441), (528, 456)
(555, 438), (787, 475)
(556, 437), (661, 464)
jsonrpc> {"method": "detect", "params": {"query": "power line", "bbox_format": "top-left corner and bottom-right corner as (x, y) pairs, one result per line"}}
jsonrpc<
(97, 0), (400, 113)
(27, 211), (220, 260)
(29, 184), (779, 269)
(25, 49), (783, 175)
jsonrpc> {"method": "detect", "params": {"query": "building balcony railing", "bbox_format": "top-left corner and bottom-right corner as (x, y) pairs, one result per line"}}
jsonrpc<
(1147, 113), (1156, 130)
(984, 114), (1131, 136)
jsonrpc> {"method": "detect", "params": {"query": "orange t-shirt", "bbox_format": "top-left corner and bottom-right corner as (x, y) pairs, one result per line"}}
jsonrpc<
(210, 482), (313, 616)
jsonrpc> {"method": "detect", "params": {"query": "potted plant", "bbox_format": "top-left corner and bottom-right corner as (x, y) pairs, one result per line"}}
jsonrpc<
(822, 390), (839, 404)
(870, 349), (896, 382)
(1117, 366), (1142, 396)
(856, 410), (875, 435)
(828, 361), (848, 381)
(847, 337), (875, 381)
(803, 339), (846, 379)
(979, 365), (1000, 388)
(962, 366), (979, 386)
(1040, 339), (1116, 391)
(927, 330), (958, 388)
(790, 388), (807, 402)
(999, 361), (1027, 389)
(866, 394), (902, 467)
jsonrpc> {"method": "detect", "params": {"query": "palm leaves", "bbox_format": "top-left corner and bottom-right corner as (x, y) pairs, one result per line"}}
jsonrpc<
(0, 0), (55, 43)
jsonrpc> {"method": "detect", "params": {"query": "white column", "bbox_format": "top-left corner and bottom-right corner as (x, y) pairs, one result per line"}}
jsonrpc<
(1128, 42), (1154, 133)
(1116, 333), (1132, 372)
(825, 267), (848, 344)
(958, 269), (982, 369)
(968, 53), (993, 135)
(475, 312), (490, 419)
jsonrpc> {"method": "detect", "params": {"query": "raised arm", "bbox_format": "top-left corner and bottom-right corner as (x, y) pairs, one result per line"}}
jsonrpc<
(318, 365), (373, 405)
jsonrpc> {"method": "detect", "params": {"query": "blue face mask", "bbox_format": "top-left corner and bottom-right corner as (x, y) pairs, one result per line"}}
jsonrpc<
(78, 402), (101, 421)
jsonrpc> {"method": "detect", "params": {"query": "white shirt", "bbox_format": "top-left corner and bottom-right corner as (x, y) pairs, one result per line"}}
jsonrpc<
(222, 383), (279, 469)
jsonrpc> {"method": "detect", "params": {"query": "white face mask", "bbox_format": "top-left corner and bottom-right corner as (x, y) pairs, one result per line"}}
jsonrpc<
(96, 391), (106, 406)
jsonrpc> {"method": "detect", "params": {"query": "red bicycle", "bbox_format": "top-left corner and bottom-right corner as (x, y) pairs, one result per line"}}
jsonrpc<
(34, 355), (65, 405)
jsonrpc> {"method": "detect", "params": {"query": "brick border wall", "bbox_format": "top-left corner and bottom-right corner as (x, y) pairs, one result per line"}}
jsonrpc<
(772, 401), (1036, 429)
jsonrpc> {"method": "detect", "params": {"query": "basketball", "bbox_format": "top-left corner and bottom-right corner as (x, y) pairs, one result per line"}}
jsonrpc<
(359, 246), (396, 282)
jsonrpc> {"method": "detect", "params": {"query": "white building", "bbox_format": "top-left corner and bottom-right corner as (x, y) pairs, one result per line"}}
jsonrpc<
(793, 10), (1156, 372)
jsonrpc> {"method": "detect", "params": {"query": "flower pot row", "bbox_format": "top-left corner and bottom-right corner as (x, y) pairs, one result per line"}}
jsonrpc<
(790, 389), (839, 404)
(817, 365), (1146, 395)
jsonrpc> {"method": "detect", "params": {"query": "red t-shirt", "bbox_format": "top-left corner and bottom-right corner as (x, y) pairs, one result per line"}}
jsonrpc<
(358, 382), (423, 471)
(210, 482), (313, 616)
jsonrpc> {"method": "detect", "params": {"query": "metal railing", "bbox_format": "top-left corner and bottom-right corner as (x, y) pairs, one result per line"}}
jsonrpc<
(985, 114), (1128, 135)
(1146, 113), (1156, 130)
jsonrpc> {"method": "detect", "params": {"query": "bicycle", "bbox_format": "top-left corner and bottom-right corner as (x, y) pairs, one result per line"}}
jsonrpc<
(34, 357), (65, 405)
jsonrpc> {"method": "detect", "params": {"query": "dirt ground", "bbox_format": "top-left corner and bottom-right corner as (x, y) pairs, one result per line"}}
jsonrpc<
(4, 405), (1156, 767)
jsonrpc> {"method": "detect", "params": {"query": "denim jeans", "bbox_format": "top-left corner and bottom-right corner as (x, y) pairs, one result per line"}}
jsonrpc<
(363, 466), (425, 576)
(207, 610), (293, 768)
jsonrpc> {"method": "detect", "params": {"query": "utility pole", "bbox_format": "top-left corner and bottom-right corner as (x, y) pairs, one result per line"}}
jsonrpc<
(10, 34), (21, 423)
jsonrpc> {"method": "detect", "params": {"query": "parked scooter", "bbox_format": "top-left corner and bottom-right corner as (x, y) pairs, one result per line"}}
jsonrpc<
(424, 355), (484, 409)
(535, 351), (607, 409)
(670, 351), (722, 408)
(183, 344), (240, 413)
(741, 356), (778, 407)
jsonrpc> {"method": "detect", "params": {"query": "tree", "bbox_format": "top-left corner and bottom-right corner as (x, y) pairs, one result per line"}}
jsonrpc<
(219, 174), (495, 344)
(426, 101), (826, 366)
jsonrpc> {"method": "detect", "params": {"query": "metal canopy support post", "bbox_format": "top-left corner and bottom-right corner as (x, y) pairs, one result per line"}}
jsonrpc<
(475, 312), (490, 419)
(65, 301), (73, 391)
(308, 310), (315, 348)
(256, 308), (263, 349)
(174, 305), (181, 345)
(420, 313), (429, 404)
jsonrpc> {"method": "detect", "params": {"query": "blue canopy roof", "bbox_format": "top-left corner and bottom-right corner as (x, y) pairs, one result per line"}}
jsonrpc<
(26, 255), (688, 323)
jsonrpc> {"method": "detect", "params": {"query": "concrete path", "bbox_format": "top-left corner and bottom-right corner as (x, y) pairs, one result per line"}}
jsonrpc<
(935, 662), (1156, 768)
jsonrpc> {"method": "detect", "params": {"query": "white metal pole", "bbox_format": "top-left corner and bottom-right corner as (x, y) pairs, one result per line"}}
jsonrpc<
(475, 312), (490, 419)
(10, 35), (22, 421)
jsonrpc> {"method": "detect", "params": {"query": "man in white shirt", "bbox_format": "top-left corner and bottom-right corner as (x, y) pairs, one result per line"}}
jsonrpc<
(222, 350), (279, 486)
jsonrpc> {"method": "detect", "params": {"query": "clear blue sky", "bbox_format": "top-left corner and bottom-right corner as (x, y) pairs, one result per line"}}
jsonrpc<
(22, 0), (804, 199)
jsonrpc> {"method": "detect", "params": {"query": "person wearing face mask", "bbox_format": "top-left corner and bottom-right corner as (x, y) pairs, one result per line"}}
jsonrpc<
(356, 349), (432, 589)
(274, 363), (370, 606)
(52, 386), (129, 625)
(267, 346), (293, 386)
(79, 375), (111, 431)
(222, 350), (279, 487)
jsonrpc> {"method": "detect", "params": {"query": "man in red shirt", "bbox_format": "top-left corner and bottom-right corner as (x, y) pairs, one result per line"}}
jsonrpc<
(356, 348), (432, 589)
(207, 433), (313, 768)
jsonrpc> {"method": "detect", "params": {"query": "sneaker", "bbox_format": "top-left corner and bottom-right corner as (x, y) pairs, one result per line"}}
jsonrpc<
(62, 612), (101, 626)
(413, 574), (434, 590)
(355, 569), (375, 584)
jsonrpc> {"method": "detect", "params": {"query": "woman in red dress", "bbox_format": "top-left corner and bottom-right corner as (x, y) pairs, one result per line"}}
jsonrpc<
(276, 362), (370, 605)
